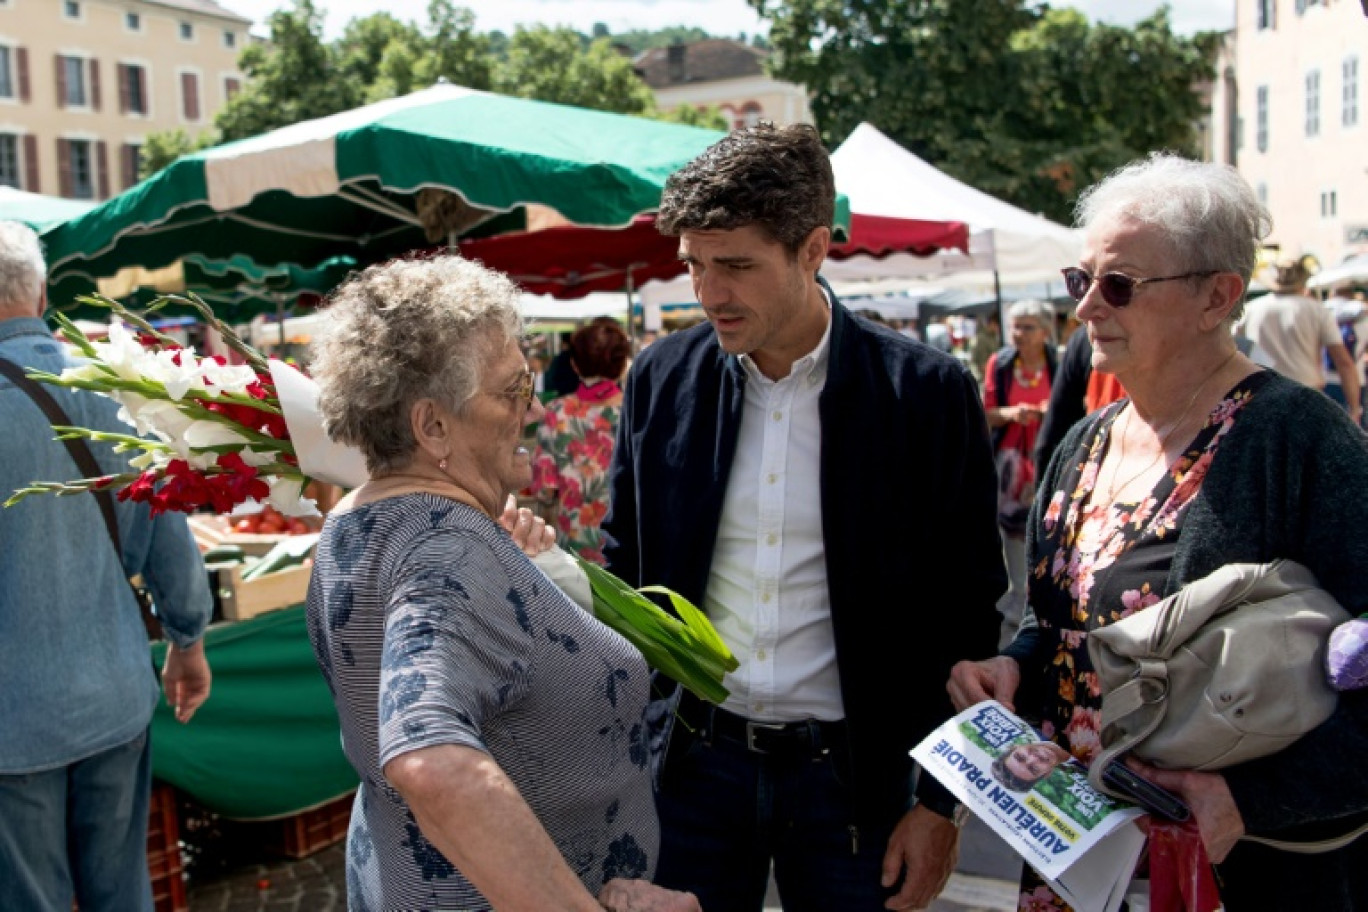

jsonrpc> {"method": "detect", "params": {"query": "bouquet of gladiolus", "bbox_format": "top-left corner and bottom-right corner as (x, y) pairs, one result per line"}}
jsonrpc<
(4, 292), (367, 516)
(6, 293), (737, 703)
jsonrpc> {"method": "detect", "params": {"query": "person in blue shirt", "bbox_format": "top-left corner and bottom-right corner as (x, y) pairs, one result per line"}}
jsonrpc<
(0, 220), (212, 912)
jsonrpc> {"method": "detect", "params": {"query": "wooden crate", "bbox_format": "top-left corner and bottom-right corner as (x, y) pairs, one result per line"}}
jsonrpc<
(146, 781), (187, 912)
(260, 791), (355, 859)
(217, 562), (312, 621)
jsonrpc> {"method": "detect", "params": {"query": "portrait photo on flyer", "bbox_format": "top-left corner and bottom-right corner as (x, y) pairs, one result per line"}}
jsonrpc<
(910, 700), (1147, 912)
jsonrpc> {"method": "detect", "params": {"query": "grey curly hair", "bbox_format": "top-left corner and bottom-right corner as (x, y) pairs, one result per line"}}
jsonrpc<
(310, 255), (523, 475)
(1074, 152), (1272, 322)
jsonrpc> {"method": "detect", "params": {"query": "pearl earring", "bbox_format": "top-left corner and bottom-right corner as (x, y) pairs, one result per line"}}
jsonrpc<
(438, 458), (448, 471)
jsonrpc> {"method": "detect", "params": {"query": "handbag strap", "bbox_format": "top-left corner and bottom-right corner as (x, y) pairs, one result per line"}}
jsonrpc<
(1242, 820), (1368, 854)
(0, 357), (123, 553)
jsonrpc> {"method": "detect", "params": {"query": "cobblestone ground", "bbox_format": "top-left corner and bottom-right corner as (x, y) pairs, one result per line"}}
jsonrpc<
(180, 816), (1021, 911)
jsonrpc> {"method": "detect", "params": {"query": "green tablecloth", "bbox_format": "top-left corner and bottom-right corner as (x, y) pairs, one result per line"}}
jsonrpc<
(150, 606), (358, 820)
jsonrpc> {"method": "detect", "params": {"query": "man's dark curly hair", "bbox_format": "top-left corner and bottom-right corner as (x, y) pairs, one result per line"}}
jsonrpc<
(656, 122), (836, 255)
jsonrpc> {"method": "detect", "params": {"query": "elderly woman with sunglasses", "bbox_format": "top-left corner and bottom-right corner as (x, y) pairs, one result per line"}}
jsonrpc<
(947, 154), (1368, 911)
(305, 255), (699, 912)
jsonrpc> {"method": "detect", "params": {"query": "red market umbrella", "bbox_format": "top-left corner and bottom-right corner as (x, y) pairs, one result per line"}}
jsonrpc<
(829, 213), (971, 260)
(457, 213), (970, 301)
(456, 215), (683, 300)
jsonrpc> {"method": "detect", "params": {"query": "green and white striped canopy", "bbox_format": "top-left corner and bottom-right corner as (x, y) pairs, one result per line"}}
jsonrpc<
(40, 83), (749, 288)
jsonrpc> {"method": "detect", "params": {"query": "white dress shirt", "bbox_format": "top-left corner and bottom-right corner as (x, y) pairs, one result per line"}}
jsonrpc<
(705, 311), (844, 722)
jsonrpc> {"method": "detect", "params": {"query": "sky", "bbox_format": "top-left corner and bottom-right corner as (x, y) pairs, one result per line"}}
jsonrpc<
(220, 0), (1236, 42)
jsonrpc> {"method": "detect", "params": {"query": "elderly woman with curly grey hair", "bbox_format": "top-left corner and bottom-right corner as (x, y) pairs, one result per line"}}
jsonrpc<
(305, 254), (699, 912)
(950, 153), (1368, 911)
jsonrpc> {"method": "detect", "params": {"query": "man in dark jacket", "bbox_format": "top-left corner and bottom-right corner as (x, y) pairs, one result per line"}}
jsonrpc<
(603, 123), (1005, 912)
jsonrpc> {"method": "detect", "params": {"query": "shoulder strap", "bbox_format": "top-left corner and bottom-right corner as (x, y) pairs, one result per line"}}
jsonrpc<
(0, 357), (123, 557)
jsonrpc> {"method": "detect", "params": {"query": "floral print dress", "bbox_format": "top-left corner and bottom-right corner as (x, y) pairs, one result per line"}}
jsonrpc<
(1016, 371), (1269, 911)
(530, 384), (621, 566)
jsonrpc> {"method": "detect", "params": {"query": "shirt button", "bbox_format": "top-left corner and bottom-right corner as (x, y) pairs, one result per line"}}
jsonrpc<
(767, 473), (778, 484)
(772, 411), (783, 421)
(766, 533), (778, 546)
(808, 374), (820, 386)
(760, 592), (772, 603)
(754, 703), (765, 714)
(756, 649), (767, 661)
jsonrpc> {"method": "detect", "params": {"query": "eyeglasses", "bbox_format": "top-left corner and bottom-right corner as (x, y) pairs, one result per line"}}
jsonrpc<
(495, 368), (537, 408)
(1061, 266), (1218, 308)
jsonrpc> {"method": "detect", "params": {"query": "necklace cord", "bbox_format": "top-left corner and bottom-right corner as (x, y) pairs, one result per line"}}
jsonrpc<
(1099, 349), (1238, 503)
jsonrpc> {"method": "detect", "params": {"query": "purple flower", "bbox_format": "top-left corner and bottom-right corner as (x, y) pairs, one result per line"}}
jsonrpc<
(1327, 617), (1368, 691)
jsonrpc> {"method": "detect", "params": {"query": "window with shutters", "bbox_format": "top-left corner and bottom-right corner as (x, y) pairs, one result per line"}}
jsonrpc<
(1307, 70), (1321, 137)
(122, 143), (141, 188)
(1346, 57), (1360, 129)
(179, 21), (194, 41)
(1256, 85), (1269, 152)
(0, 46), (11, 100)
(180, 71), (201, 121)
(224, 75), (241, 100)
(63, 0), (82, 21)
(66, 139), (94, 199)
(126, 11), (141, 32)
(120, 63), (148, 115)
(1256, 0), (1276, 29)
(60, 55), (86, 107)
(223, 30), (236, 49)
(0, 134), (18, 189)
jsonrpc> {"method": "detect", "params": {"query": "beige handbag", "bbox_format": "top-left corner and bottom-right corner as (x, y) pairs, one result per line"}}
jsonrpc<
(1085, 560), (1368, 851)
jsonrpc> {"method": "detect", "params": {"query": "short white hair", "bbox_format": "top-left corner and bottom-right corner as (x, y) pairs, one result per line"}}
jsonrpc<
(1007, 299), (1055, 343)
(0, 221), (46, 311)
(1074, 153), (1271, 320)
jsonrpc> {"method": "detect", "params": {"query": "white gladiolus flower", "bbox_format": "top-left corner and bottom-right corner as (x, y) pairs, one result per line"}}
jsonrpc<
(59, 362), (106, 383)
(199, 359), (259, 396)
(183, 419), (253, 451)
(266, 474), (319, 517)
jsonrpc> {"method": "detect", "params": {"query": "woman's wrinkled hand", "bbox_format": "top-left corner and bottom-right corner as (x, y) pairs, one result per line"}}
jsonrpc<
(1125, 758), (1245, 863)
(598, 878), (701, 912)
(947, 656), (1021, 712)
(499, 494), (556, 557)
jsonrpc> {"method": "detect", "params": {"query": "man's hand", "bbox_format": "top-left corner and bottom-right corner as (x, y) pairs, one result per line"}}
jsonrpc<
(1126, 759), (1245, 863)
(161, 640), (211, 723)
(598, 878), (701, 912)
(947, 656), (1021, 712)
(499, 494), (556, 557)
(880, 804), (960, 911)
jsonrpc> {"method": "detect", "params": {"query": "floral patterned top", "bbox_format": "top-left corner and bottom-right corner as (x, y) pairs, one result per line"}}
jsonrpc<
(1015, 371), (1269, 911)
(530, 384), (621, 566)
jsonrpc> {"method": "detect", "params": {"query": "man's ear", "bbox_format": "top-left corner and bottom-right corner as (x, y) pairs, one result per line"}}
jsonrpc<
(801, 226), (831, 274)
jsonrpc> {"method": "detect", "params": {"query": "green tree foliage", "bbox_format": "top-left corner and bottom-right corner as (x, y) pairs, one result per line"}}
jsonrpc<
(753, 0), (1217, 222)
(215, 0), (351, 142)
(648, 103), (730, 131)
(494, 26), (655, 114)
(610, 26), (712, 55)
(139, 129), (218, 178)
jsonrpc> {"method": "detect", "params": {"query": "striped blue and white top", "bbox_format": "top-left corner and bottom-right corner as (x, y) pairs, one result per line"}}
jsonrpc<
(306, 493), (658, 911)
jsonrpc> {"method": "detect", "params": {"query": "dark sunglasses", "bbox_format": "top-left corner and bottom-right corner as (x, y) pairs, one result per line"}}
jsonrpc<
(1061, 266), (1218, 308)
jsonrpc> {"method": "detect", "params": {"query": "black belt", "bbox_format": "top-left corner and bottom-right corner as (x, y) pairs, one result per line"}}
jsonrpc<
(679, 692), (847, 757)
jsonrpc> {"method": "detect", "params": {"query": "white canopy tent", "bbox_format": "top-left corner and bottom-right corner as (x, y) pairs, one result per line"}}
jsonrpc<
(641, 124), (1082, 312)
(822, 123), (1082, 289)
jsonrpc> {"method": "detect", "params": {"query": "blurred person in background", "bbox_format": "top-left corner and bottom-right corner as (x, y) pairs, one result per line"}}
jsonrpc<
(1239, 254), (1362, 425)
(1323, 284), (1368, 428)
(530, 317), (631, 566)
(983, 300), (1056, 649)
